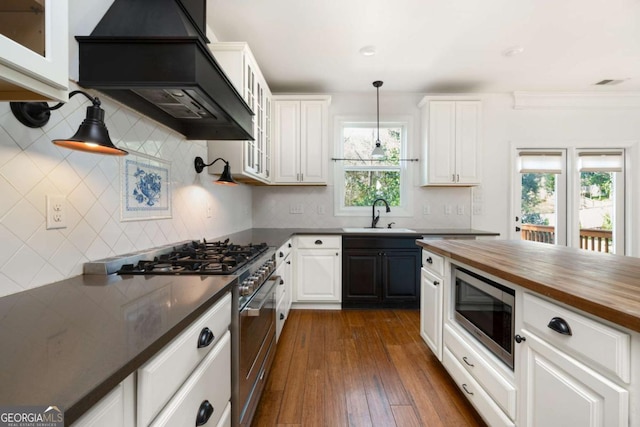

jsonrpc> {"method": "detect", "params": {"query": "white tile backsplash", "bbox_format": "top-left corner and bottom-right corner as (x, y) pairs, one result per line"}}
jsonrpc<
(0, 83), (252, 297)
(252, 184), (472, 229)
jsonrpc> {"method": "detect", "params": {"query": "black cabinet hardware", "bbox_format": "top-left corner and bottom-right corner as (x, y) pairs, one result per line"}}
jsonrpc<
(197, 327), (215, 348)
(462, 384), (474, 395)
(462, 356), (474, 367)
(515, 334), (526, 343)
(547, 317), (572, 336)
(426, 257), (433, 264)
(195, 400), (214, 426)
(280, 313), (285, 320)
(315, 239), (323, 245)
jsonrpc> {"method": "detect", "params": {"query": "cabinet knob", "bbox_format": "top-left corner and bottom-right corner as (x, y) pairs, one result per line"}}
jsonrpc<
(315, 239), (323, 245)
(433, 280), (439, 286)
(547, 317), (572, 336)
(515, 334), (527, 343)
(279, 251), (284, 257)
(286, 261), (291, 265)
(426, 257), (433, 264)
(195, 400), (214, 426)
(197, 327), (215, 349)
(280, 279), (284, 285)
(280, 313), (285, 320)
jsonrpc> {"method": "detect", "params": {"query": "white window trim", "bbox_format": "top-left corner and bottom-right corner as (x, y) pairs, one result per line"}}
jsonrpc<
(333, 115), (413, 217)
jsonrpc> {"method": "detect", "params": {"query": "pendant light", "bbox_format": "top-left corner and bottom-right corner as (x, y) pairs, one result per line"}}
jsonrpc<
(371, 80), (385, 159)
(10, 90), (128, 156)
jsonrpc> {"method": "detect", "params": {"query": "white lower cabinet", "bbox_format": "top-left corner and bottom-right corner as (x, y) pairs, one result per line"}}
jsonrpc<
(443, 348), (515, 427)
(137, 293), (232, 426)
(519, 331), (628, 427)
(420, 267), (443, 360)
(70, 374), (135, 427)
(518, 293), (630, 427)
(150, 332), (231, 427)
(294, 236), (341, 303)
(445, 325), (517, 419)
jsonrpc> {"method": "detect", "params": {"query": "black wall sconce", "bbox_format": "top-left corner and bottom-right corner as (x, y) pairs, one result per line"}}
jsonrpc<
(10, 90), (128, 156)
(194, 156), (238, 186)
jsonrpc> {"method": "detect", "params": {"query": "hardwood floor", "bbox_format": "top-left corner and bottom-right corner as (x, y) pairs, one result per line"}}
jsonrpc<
(252, 309), (487, 426)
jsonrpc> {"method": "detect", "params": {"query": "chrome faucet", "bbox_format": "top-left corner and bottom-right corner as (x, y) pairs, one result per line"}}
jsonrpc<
(371, 198), (391, 228)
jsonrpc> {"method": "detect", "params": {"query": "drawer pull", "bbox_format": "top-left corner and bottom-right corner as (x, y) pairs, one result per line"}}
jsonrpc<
(286, 260), (291, 265)
(195, 400), (214, 426)
(280, 313), (285, 320)
(280, 279), (284, 285)
(279, 251), (284, 257)
(433, 280), (440, 286)
(462, 383), (474, 396)
(197, 327), (215, 349)
(462, 356), (474, 367)
(426, 257), (433, 264)
(548, 317), (573, 336)
(315, 239), (323, 245)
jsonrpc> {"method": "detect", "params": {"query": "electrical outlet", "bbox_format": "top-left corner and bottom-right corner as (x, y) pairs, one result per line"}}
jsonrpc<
(46, 195), (67, 230)
(289, 204), (304, 214)
(423, 205), (431, 215)
(444, 205), (452, 215)
(317, 204), (326, 215)
(473, 204), (483, 215)
(457, 205), (465, 215)
(206, 203), (212, 218)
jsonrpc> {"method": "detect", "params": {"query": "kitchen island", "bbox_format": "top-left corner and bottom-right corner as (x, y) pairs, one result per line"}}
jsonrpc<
(416, 238), (640, 427)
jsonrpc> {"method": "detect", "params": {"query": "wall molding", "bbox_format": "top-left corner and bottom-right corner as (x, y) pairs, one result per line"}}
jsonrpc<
(513, 91), (640, 110)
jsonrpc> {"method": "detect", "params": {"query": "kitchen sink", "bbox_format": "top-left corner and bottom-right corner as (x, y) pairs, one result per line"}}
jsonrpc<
(342, 227), (418, 233)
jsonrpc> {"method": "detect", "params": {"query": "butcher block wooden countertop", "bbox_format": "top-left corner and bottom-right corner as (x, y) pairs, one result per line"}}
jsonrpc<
(416, 239), (640, 333)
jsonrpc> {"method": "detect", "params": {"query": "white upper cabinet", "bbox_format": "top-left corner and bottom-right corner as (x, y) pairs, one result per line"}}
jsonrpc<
(208, 42), (271, 184)
(273, 95), (330, 185)
(0, 0), (69, 101)
(419, 97), (482, 186)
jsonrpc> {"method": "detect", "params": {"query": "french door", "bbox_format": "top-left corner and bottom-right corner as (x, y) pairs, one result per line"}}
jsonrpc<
(514, 148), (624, 254)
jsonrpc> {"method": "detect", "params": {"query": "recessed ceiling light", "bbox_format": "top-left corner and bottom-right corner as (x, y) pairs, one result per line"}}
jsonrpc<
(359, 46), (377, 57)
(502, 46), (524, 57)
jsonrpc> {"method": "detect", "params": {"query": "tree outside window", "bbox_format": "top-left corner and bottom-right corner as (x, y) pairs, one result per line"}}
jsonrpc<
(341, 125), (403, 208)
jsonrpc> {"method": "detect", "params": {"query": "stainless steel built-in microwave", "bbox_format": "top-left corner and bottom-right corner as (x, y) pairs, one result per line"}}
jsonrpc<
(454, 267), (515, 369)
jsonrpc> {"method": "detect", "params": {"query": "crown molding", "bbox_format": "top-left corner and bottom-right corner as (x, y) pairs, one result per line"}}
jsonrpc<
(513, 91), (640, 109)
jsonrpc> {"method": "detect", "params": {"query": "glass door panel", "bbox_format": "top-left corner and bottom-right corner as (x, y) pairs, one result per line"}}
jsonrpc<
(520, 173), (560, 244)
(515, 150), (567, 245)
(0, 1), (45, 57)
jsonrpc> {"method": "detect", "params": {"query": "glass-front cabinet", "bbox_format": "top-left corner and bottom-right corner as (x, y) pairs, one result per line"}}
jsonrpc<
(208, 42), (271, 184)
(0, 0), (69, 101)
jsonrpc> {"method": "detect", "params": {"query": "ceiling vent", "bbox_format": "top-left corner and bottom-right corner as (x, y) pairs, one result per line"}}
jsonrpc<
(595, 79), (625, 86)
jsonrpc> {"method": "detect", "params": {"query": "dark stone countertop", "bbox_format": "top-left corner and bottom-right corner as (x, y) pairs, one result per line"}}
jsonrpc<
(0, 272), (236, 425)
(0, 226), (497, 425)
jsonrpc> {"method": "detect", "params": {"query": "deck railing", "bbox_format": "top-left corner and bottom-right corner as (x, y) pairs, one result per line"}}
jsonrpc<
(520, 224), (613, 253)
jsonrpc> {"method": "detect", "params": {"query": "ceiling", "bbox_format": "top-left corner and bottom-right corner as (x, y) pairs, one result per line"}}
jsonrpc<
(207, 0), (640, 93)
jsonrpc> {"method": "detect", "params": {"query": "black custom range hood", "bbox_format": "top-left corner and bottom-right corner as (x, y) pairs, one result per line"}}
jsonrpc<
(76, 0), (253, 141)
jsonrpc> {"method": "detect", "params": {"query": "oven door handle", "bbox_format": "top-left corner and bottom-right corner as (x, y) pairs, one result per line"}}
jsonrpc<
(243, 275), (280, 317)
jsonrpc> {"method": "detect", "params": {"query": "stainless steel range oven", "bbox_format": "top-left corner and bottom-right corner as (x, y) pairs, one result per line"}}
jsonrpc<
(453, 267), (515, 369)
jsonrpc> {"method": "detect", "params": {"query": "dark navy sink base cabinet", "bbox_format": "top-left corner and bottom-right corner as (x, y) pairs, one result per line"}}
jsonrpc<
(342, 236), (421, 308)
